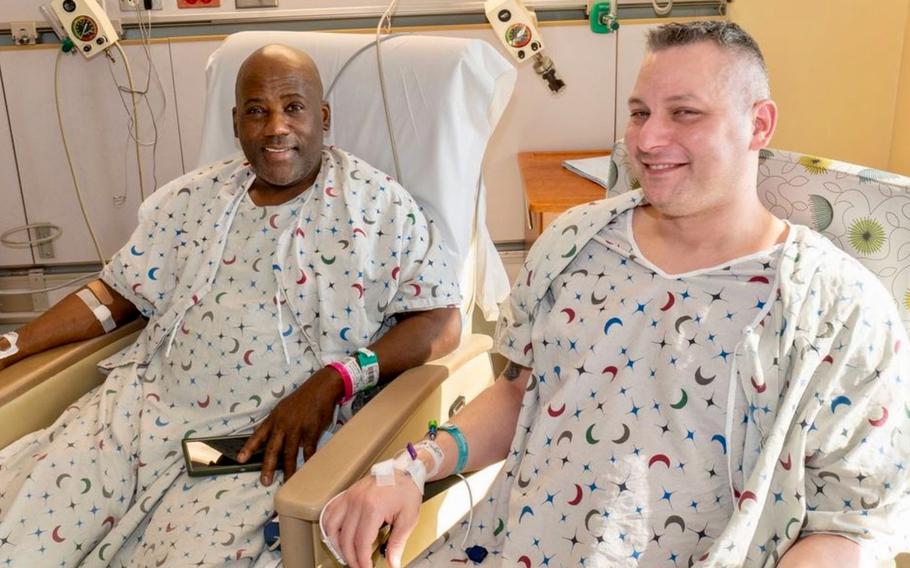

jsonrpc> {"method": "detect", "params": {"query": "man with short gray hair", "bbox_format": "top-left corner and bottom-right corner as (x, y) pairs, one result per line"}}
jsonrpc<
(323, 21), (910, 568)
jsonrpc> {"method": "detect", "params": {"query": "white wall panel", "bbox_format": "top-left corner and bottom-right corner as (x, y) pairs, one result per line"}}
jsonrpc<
(1, 23), (620, 259)
(2, 1), (586, 25)
(0, 42), (184, 264)
(435, 24), (617, 242)
(169, 39), (222, 171)
(108, 1), (581, 23)
(0, 68), (33, 267)
(169, 25), (616, 244)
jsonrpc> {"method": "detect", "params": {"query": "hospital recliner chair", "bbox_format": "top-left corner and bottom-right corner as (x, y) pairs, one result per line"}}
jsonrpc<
(0, 31), (517, 567)
(609, 140), (910, 567)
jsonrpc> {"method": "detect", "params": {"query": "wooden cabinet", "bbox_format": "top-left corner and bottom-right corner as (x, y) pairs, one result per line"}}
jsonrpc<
(518, 150), (610, 245)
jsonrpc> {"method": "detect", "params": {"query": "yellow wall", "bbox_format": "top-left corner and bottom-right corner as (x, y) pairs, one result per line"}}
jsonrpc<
(729, 0), (910, 171)
(890, 5), (910, 174)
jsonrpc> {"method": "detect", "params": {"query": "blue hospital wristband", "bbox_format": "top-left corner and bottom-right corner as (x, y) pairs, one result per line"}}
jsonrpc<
(438, 423), (468, 475)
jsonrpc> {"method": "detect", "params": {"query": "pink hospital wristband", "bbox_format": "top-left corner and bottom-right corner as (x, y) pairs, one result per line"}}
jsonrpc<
(327, 361), (354, 402)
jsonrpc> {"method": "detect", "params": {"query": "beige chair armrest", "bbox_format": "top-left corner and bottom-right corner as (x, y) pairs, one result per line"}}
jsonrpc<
(0, 319), (145, 449)
(276, 333), (495, 567)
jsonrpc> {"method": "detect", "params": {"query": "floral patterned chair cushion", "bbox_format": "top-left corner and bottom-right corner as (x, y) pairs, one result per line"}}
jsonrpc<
(607, 140), (910, 333)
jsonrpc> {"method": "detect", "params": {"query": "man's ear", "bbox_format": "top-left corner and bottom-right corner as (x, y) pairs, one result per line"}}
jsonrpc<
(750, 99), (778, 151)
(322, 102), (331, 132)
(232, 107), (239, 139)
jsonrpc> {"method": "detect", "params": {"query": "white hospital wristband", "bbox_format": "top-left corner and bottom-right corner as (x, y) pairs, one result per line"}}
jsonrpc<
(76, 289), (116, 332)
(412, 439), (445, 479)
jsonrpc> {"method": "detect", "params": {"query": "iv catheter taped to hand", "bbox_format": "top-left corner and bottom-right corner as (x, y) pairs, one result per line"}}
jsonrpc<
(318, 459), (421, 566)
(370, 451), (428, 495)
(371, 459), (397, 487)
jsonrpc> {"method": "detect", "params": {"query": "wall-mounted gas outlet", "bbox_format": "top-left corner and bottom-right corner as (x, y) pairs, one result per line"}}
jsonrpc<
(9, 21), (38, 45)
(120, 0), (162, 10)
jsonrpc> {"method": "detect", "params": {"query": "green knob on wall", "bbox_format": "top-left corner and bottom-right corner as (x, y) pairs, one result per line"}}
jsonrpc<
(590, 1), (620, 34)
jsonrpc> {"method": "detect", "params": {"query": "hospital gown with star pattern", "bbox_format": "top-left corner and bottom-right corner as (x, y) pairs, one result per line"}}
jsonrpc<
(413, 209), (782, 567)
(412, 191), (910, 567)
(0, 146), (460, 567)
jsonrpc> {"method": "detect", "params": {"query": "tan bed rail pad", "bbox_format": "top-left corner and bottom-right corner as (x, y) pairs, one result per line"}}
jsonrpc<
(0, 319), (146, 449)
(0, 319), (146, 407)
(275, 333), (494, 521)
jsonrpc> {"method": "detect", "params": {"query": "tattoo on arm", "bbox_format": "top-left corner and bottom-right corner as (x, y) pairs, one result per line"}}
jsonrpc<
(502, 361), (525, 381)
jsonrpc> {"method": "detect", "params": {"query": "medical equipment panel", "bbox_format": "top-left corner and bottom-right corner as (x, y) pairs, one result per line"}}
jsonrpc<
(47, 0), (119, 58)
(484, 0), (565, 93)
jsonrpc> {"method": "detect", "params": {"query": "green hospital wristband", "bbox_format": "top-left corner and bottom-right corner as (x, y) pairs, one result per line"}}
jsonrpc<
(438, 423), (468, 475)
(354, 347), (380, 388)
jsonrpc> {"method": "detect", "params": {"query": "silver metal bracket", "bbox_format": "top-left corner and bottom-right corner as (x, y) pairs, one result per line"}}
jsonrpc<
(9, 22), (38, 45)
(34, 226), (56, 260)
(28, 269), (49, 312)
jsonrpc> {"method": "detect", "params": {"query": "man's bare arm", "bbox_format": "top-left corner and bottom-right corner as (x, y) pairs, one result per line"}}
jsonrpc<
(0, 279), (139, 372)
(241, 306), (463, 485)
(426, 360), (530, 479)
(778, 534), (867, 567)
(287, 306), (465, 409)
(322, 360), (532, 568)
(371, 307), (462, 383)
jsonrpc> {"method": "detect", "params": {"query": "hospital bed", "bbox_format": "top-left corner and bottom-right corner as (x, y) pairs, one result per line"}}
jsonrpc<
(609, 140), (910, 568)
(0, 31), (516, 567)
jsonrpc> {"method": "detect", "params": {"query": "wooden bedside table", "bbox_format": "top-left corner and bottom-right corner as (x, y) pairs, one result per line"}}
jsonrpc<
(518, 150), (611, 245)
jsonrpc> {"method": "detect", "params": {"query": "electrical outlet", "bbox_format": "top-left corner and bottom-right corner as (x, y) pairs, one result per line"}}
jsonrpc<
(178, 0), (220, 7)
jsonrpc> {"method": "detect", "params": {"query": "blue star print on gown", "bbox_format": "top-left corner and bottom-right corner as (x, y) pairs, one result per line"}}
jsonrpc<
(411, 191), (910, 567)
(0, 146), (460, 567)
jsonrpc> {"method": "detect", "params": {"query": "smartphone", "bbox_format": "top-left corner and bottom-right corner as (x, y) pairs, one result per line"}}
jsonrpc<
(182, 434), (265, 477)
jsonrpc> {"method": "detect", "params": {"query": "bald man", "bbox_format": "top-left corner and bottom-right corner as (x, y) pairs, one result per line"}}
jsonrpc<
(0, 45), (462, 567)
